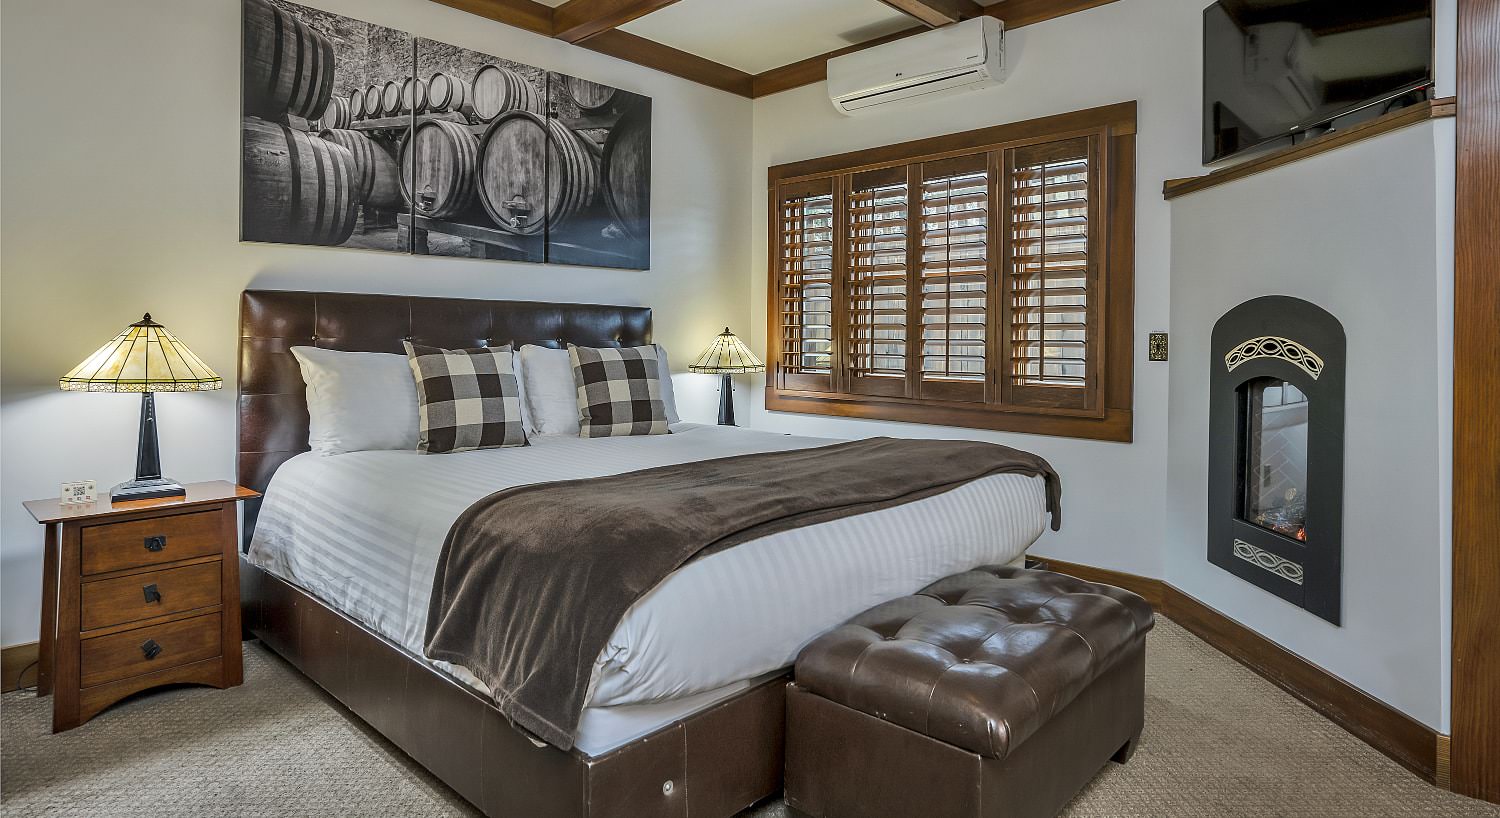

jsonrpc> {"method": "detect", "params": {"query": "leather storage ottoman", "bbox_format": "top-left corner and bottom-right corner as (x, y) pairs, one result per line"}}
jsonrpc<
(785, 566), (1154, 818)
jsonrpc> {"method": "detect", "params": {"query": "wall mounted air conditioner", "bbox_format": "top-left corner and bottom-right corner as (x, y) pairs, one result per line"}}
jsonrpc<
(828, 16), (1004, 116)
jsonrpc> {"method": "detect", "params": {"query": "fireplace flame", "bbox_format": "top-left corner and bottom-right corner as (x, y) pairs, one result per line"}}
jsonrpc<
(1296, 526), (1307, 542)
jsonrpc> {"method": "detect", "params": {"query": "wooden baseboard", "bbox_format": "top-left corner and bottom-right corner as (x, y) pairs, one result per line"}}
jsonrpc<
(1032, 556), (1441, 784)
(2, 642), (40, 693)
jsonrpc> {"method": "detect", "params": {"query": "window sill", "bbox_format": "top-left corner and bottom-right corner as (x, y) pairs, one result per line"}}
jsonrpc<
(765, 389), (1133, 442)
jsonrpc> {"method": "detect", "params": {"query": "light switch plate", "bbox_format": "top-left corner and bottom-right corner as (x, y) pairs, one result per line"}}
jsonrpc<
(60, 480), (96, 505)
(1148, 332), (1169, 362)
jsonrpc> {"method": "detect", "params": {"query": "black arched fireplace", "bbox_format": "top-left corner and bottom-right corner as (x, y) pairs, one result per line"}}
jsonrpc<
(1208, 296), (1346, 625)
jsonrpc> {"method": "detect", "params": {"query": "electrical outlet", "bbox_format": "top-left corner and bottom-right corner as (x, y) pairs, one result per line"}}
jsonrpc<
(1148, 332), (1169, 361)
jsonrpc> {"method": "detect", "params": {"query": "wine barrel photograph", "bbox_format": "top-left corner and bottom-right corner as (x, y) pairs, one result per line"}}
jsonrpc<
(401, 76), (429, 116)
(242, 0), (334, 121)
(320, 129), (403, 211)
(426, 72), (473, 119)
(242, 1), (651, 268)
(364, 84), (384, 119)
(240, 0), (411, 253)
(545, 73), (652, 269)
(401, 119), (480, 221)
(600, 102), (650, 243)
(242, 117), (357, 246)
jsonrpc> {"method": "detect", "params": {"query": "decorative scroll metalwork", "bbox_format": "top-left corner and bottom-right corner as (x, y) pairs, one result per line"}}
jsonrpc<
(1232, 539), (1305, 586)
(1224, 336), (1325, 380)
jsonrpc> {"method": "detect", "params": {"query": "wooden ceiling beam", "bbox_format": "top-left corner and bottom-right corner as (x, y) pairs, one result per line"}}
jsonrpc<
(428, 0), (555, 36)
(982, 0), (1120, 31)
(579, 30), (755, 96)
(751, 26), (925, 99)
(552, 0), (684, 44)
(878, 0), (984, 27)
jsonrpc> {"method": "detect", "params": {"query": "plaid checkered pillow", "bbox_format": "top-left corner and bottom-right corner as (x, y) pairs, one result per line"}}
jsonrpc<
(568, 344), (670, 438)
(403, 342), (527, 453)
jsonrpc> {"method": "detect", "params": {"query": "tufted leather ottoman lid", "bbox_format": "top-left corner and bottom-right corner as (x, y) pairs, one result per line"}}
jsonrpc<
(794, 565), (1154, 761)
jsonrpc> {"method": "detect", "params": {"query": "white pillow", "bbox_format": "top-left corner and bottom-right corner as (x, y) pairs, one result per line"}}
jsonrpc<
(654, 344), (681, 425)
(510, 348), (535, 433)
(518, 343), (679, 435)
(290, 346), (419, 455)
(517, 345), (581, 436)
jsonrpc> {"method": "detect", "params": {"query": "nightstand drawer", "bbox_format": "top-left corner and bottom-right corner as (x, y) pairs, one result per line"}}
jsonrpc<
(80, 612), (221, 688)
(81, 561), (222, 631)
(81, 510), (220, 575)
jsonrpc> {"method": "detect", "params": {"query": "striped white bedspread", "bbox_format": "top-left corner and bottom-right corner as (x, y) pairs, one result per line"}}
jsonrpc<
(246, 423), (1049, 710)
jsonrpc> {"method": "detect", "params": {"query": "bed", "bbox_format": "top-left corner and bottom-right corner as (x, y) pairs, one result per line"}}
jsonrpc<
(236, 289), (1052, 817)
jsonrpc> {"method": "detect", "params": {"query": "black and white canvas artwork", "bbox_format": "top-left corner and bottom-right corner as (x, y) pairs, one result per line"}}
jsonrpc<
(240, 0), (651, 270)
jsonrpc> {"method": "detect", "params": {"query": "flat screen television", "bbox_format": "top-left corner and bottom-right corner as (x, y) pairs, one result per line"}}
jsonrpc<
(1203, 0), (1434, 163)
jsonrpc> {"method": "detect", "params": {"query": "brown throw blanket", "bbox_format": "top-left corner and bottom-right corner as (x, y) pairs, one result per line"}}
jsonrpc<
(423, 437), (1061, 750)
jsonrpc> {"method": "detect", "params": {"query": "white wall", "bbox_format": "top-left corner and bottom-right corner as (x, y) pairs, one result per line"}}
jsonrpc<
(748, 0), (1455, 730)
(0, 0), (753, 647)
(747, 0), (1210, 576)
(1165, 123), (1452, 729)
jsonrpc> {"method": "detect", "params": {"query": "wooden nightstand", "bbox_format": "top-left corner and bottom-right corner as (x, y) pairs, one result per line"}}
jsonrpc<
(24, 481), (259, 732)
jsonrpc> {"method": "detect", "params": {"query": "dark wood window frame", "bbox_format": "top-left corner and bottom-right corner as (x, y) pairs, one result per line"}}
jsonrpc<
(766, 101), (1137, 442)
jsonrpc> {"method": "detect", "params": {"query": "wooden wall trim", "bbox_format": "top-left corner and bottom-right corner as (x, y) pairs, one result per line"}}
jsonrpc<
(1032, 556), (1440, 784)
(1453, 0), (1500, 802)
(2, 642), (40, 694)
(1162, 98), (1457, 200)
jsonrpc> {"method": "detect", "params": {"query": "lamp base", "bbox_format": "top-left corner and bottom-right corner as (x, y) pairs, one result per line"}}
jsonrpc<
(111, 477), (185, 503)
(717, 373), (737, 426)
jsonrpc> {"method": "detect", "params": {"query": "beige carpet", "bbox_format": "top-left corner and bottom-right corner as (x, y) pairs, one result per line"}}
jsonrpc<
(2, 618), (1495, 817)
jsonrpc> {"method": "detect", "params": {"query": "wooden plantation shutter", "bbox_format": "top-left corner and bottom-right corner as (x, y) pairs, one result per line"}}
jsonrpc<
(918, 154), (990, 403)
(765, 102), (1134, 441)
(775, 179), (836, 392)
(844, 167), (911, 397)
(1004, 135), (1098, 412)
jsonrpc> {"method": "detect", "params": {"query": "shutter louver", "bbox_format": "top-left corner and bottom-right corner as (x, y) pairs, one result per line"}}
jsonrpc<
(845, 168), (910, 396)
(1008, 137), (1095, 394)
(919, 154), (989, 402)
(776, 181), (835, 390)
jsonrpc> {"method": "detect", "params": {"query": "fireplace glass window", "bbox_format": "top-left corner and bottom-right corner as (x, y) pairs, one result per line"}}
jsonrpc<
(1240, 377), (1309, 541)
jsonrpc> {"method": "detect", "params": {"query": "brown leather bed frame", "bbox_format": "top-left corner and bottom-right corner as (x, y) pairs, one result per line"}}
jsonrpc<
(237, 290), (786, 817)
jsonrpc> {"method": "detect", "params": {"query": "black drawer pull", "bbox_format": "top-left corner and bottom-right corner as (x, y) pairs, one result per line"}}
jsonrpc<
(141, 639), (162, 660)
(144, 535), (166, 552)
(142, 583), (161, 604)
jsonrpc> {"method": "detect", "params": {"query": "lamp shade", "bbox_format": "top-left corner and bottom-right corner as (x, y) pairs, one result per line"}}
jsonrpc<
(59, 314), (222, 392)
(688, 328), (765, 375)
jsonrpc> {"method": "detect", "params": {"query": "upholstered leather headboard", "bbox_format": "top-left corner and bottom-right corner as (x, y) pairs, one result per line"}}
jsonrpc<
(237, 289), (652, 539)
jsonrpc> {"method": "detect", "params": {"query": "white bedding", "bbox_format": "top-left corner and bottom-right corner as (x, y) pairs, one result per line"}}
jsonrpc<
(247, 423), (1050, 751)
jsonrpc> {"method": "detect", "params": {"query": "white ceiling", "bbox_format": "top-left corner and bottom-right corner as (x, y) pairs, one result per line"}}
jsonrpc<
(620, 0), (919, 74)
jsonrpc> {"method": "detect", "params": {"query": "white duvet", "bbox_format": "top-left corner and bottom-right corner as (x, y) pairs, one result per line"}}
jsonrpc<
(247, 424), (1050, 712)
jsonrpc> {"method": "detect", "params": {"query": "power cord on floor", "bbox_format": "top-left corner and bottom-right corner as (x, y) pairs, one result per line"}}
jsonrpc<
(11, 660), (39, 694)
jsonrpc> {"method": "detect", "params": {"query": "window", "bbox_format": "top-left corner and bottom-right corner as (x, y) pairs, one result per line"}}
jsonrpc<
(766, 103), (1135, 441)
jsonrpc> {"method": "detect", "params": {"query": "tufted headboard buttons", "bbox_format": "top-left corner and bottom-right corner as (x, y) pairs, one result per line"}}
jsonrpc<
(236, 290), (651, 542)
